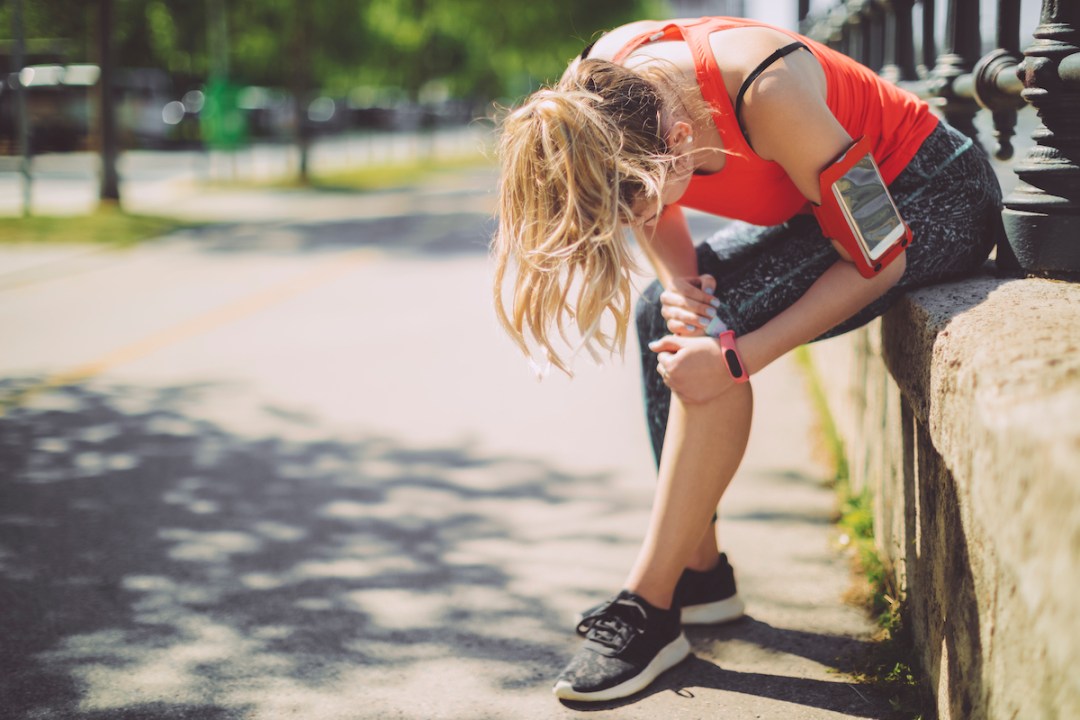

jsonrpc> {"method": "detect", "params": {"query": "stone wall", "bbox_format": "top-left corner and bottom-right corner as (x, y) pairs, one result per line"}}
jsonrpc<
(807, 272), (1080, 719)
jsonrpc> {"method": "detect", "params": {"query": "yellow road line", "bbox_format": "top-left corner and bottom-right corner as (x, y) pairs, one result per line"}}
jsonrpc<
(0, 247), (376, 416)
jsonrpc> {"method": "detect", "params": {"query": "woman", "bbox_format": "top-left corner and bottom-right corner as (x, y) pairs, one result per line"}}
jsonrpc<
(492, 16), (1000, 702)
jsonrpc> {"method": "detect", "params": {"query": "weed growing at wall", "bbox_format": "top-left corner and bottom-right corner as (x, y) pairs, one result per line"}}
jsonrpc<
(793, 346), (932, 720)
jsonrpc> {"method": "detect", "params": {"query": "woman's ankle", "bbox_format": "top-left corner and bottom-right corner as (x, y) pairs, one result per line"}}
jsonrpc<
(685, 528), (721, 572)
(623, 582), (675, 611)
(684, 553), (721, 573)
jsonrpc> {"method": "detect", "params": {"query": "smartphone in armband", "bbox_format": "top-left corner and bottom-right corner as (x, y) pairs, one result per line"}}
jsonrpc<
(812, 136), (912, 278)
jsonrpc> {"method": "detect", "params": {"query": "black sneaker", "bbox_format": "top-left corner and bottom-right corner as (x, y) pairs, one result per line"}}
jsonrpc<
(675, 552), (745, 625)
(576, 553), (744, 631)
(553, 590), (690, 702)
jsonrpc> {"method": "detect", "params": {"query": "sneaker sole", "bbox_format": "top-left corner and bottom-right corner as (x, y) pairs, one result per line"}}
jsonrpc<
(680, 593), (746, 625)
(552, 633), (691, 702)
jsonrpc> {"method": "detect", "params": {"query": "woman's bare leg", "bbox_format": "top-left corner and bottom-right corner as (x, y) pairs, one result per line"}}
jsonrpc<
(686, 521), (722, 571)
(624, 382), (753, 609)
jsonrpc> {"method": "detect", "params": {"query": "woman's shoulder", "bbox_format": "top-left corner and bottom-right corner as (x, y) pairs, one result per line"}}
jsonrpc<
(707, 25), (811, 77)
(584, 17), (713, 61)
(583, 20), (664, 61)
(586, 21), (817, 85)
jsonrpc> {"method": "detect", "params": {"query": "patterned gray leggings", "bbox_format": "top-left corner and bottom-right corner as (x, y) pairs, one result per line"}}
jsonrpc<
(635, 121), (1003, 465)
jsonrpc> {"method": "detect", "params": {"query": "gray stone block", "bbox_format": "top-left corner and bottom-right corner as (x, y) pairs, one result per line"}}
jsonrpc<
(808, 274), (1080, 720)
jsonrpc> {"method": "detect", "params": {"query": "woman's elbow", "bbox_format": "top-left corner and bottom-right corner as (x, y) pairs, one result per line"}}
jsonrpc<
(858, 250), (906, 298)
(882, 250), (907, 286)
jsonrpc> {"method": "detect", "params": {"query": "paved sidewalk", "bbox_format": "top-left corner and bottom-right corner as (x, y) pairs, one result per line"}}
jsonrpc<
(0, 169), (891, 719)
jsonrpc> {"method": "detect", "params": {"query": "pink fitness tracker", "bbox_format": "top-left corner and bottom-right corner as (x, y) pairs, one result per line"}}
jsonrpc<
(717, 330), (749, 383)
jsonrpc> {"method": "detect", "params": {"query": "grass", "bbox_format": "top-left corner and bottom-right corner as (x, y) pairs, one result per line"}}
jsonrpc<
(793, 345), (932, 720)
(0, 204), (189, 247)
(214, 152), (494, 193)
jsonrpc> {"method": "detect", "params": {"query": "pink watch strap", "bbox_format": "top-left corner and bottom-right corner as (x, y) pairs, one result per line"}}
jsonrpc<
(717, 330), (749, 383)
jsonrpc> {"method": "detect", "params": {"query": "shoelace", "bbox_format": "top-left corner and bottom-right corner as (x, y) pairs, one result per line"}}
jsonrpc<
(576, 597), (646, 652)
(576, 596), (616, 635)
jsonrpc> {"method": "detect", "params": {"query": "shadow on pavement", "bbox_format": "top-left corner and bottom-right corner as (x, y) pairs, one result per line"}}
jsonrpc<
(0, 380), (623, 719)
(561, 621), (891, 718)
(671, 655), (890, 718)
(1, 379), (892, 719)
(171, 213), (496, 257)
(160, 172), (726, 260)
(692, 615), (872, 675)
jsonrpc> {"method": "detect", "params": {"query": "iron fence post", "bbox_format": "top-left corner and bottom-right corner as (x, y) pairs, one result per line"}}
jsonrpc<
(882, 0), (918, 82)
(918, 0), (937, 78)
(928, 0), (982, 141)
(1001, 0), (1080, 278)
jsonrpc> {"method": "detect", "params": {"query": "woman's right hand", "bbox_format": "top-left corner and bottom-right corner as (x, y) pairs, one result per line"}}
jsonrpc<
(660, 274), (721, 336)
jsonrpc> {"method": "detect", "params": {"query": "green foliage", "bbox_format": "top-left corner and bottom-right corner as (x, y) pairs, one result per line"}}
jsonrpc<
(2, 0), (664, 100)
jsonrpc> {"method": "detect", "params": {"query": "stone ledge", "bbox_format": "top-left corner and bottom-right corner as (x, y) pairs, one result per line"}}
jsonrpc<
(807, 273), (1080, 719)
(881, 276), (1080, 454)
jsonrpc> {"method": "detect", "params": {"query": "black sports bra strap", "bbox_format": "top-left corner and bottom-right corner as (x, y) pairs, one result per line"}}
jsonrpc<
(735, 41), (809, 142)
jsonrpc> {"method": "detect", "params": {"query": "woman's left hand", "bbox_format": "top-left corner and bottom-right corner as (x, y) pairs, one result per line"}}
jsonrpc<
(660, 274), (718, 336)
(649, 334), (736, 404)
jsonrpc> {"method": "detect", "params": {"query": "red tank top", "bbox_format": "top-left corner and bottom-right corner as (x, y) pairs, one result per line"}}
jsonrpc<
(612, 17), (939, 226)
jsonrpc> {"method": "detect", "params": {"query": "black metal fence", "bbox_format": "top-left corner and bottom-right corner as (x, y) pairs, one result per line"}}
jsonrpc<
(798, 0), (1079, 280)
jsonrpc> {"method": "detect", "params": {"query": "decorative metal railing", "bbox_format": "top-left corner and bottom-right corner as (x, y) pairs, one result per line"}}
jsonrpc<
(799, 0), (1079, 279)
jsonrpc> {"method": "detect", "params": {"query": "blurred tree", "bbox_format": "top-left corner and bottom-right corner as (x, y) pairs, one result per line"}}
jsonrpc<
(1, 0), (661, 185)
(12, 0), (30, 215)
(97, 0), (119, 202)
(111, 0), (200, 80)
(1, 0), (661, 99)
(224, 0), (372, 183)
(356, 0), (663, 100)
(0, 0), (92, 65)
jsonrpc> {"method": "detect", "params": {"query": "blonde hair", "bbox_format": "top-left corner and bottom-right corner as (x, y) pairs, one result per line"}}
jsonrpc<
(492, 59), (700, 375)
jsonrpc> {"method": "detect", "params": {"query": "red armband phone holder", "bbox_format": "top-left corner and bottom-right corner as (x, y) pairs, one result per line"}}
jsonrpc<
(811, 136), (912, 279)
(717, 330), (749, 384)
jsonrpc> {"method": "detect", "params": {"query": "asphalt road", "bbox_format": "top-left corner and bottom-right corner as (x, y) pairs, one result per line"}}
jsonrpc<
(0, 167), (895, 719)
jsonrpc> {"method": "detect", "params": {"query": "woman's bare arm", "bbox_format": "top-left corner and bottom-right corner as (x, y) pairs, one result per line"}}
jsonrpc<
(657, 33), (909, 400)
(733, 29), (908, 363)
(635, 205), (697, 289)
